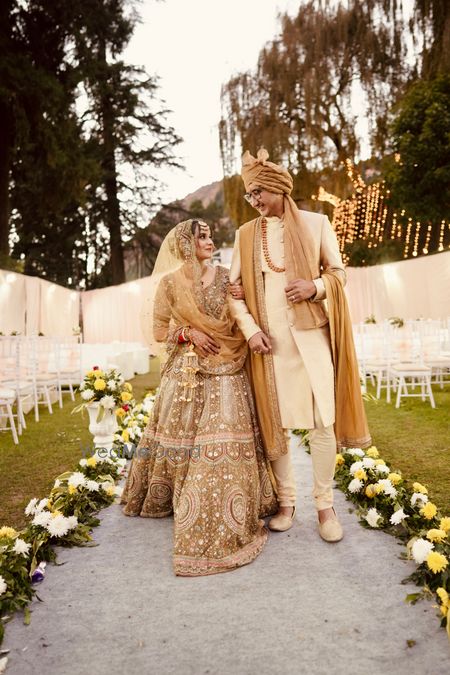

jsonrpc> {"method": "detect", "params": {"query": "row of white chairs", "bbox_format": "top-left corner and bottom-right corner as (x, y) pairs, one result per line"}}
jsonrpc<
(354, 319), (450, 408)
(0, 336), (82, 444)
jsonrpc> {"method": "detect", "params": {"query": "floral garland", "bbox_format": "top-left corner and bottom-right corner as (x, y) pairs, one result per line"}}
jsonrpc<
(0, 380), (157, 656)
(334, 445), (449, 637)
(0, 449), (126, 650)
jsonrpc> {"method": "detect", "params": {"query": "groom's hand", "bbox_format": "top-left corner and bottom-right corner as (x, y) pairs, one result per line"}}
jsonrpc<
(285, 278), (316, 303)
(248, 331), (272, 354)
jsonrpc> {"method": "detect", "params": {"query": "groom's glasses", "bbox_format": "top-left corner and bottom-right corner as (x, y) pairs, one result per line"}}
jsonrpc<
(244, 188), (263, 203)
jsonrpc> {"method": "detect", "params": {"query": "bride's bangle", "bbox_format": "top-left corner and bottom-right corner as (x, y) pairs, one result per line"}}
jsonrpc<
(178, 327), (191, 344)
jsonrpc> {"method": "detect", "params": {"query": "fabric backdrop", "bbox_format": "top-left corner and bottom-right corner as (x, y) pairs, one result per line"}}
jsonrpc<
(1, 250), (449, 341)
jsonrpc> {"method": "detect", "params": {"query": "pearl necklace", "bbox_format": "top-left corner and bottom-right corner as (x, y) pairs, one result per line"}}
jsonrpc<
(261, 217), (285, 273)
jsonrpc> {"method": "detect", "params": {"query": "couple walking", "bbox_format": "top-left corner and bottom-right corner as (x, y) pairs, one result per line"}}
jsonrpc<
(121, 149), (370, 576)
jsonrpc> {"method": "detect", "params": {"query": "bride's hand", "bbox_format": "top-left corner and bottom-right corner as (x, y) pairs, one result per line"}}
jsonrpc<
(229, 283), (245, 300)
(189, 328), (220, 357)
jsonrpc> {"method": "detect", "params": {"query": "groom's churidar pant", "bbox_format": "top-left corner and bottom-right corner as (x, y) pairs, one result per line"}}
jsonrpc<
(229, 214), (345, 512)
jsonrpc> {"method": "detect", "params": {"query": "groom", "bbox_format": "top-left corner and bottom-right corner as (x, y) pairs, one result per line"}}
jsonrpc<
(229, 148), (370, 542)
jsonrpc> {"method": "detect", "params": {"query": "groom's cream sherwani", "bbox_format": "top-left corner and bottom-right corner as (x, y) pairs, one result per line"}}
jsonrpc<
(229, 209), (346, 431)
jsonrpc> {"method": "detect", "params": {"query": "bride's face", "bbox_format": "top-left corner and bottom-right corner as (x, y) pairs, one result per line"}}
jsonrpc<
(194, 221), (214, 262)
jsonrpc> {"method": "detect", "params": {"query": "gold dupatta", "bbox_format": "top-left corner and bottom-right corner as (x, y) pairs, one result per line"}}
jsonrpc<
(322, 272), (371, 449)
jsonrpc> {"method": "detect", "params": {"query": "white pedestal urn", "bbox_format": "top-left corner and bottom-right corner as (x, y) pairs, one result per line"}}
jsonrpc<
(86, 402), (118, 451)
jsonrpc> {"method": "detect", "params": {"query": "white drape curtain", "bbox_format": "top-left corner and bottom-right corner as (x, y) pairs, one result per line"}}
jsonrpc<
(345, 250), (450, 323)
(1, 250), (449, 340)
(0, 269), (80, 336)
(82, 277), (153, 344)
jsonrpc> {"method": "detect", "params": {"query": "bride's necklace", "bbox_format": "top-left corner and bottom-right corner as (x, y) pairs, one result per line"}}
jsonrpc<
(261, 217), (285, 273)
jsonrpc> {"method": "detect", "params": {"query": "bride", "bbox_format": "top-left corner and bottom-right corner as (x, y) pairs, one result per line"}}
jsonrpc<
(121, 219), (277, 576)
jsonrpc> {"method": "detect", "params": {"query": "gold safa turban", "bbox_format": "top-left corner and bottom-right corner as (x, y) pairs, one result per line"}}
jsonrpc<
(241, 148), (293, 195)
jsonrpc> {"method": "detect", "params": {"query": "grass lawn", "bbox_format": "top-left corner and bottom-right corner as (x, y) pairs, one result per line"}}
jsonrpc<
(363, 383), (450, 513)
(0, 366), (160, 530)
(1, 364), (449, 529)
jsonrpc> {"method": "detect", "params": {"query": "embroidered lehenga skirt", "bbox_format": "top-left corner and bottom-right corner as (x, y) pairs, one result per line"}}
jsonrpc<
(121, 351), (278, 576)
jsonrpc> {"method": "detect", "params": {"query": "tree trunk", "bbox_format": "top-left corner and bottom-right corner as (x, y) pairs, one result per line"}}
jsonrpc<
(0, 98), (13, 256)
(98, 41), (125, 285)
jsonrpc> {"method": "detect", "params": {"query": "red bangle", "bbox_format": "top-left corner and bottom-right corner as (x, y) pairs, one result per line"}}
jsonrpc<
(178, 327), (190, 343)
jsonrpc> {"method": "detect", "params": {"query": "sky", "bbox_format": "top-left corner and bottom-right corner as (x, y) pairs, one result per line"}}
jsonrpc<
(125, 0), (302, 203)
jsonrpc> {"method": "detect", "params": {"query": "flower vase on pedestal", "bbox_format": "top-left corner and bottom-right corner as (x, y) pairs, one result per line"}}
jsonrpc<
(86, 402), (118, 451)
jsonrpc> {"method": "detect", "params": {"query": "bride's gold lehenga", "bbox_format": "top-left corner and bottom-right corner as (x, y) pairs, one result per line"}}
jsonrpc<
(121, 265), (278, 576)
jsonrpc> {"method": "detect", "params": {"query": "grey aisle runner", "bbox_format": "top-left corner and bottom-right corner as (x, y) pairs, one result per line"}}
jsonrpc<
(4, 437), (450, 675)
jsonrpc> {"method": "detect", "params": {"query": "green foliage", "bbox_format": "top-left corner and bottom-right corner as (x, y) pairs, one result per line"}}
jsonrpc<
(385, 75), (450, 227)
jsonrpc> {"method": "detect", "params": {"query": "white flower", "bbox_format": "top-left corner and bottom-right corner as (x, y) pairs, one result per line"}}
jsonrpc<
(411, 492), (428, 507)
(46, 515), (70, 537)
(390, 508), (409, 525)
(81, 389), (95, 401)
(36, 498), (49, 512)
(12, 538), (31, 556)
(78, 382), (85, 391)
(68, 472), (86, 488)
(86, 480), (100, 492)
(79, 458), (88, 467)
(365, 508), (382, 528)
(106, 379), (117, 391)
(25, 498), (38, 516)
(66, 516), (78, 530)
(54, 479), (61, 488)
(377, 479), (397, 498)
(100, 394), (116, 409)
(0, 575), (7, 595)
(375, 464), (390, 475)
(32, 510), (52, 527)
(411, 537), (434, 564)
(100, 481), (113, 491)
(351, 448), (365, 457)
(349, 461), (364, 475)
(348, 478), (364, 493)
(362, 457), (376, 469)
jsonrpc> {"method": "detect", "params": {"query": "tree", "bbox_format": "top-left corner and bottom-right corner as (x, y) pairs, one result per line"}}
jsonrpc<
(384, 75), (450, 232)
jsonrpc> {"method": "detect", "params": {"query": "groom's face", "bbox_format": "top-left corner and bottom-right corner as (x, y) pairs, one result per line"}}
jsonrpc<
(247, 185), (284, 218)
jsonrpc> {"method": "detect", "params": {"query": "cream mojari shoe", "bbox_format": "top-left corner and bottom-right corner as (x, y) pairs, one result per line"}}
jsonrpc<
(268, 506), (296, 532)
(318, 508), (343, 542)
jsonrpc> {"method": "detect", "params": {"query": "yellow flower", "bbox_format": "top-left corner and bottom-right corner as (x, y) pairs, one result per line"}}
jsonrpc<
(426, 529), (447, 543)
(426, 551), (448, 574)
(106, 486), (115, 497)
(366, 446), (379, 458)
(440, 604), (448, 617)
(0, 526), (17, 539)
(421, 502), (438, 520)
(388, 472), (402, 485)
(51, 510), (63, 518)
(86, 456), (97, 468)
(439, 517), (450, 532)
(374, 459), (386, 466)
(94, 370), (104, 378)
(436, 587), (449, 606)
(335, 453), (345, 467)
(121, 391), (132, 402)
(142, 415), (149, 424)
(68, 485), (77, 495)
(355, 469), (367, 481)
(413, 482), (428, 494)
(365, 483), (377, 499)
(122, 430), (130, 442)
(94, 378), (106, 391)
(123, 382), (133, 392)
(86, 370), (95, 377)
(115, 408), (126, 417)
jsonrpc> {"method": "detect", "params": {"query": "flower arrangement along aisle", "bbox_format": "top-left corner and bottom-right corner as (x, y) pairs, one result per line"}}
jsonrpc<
(0, 452), (126, 647)
(72, 366), (135, 421)
(334, 446), (450, 638)
(113, 390), (158, 451)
